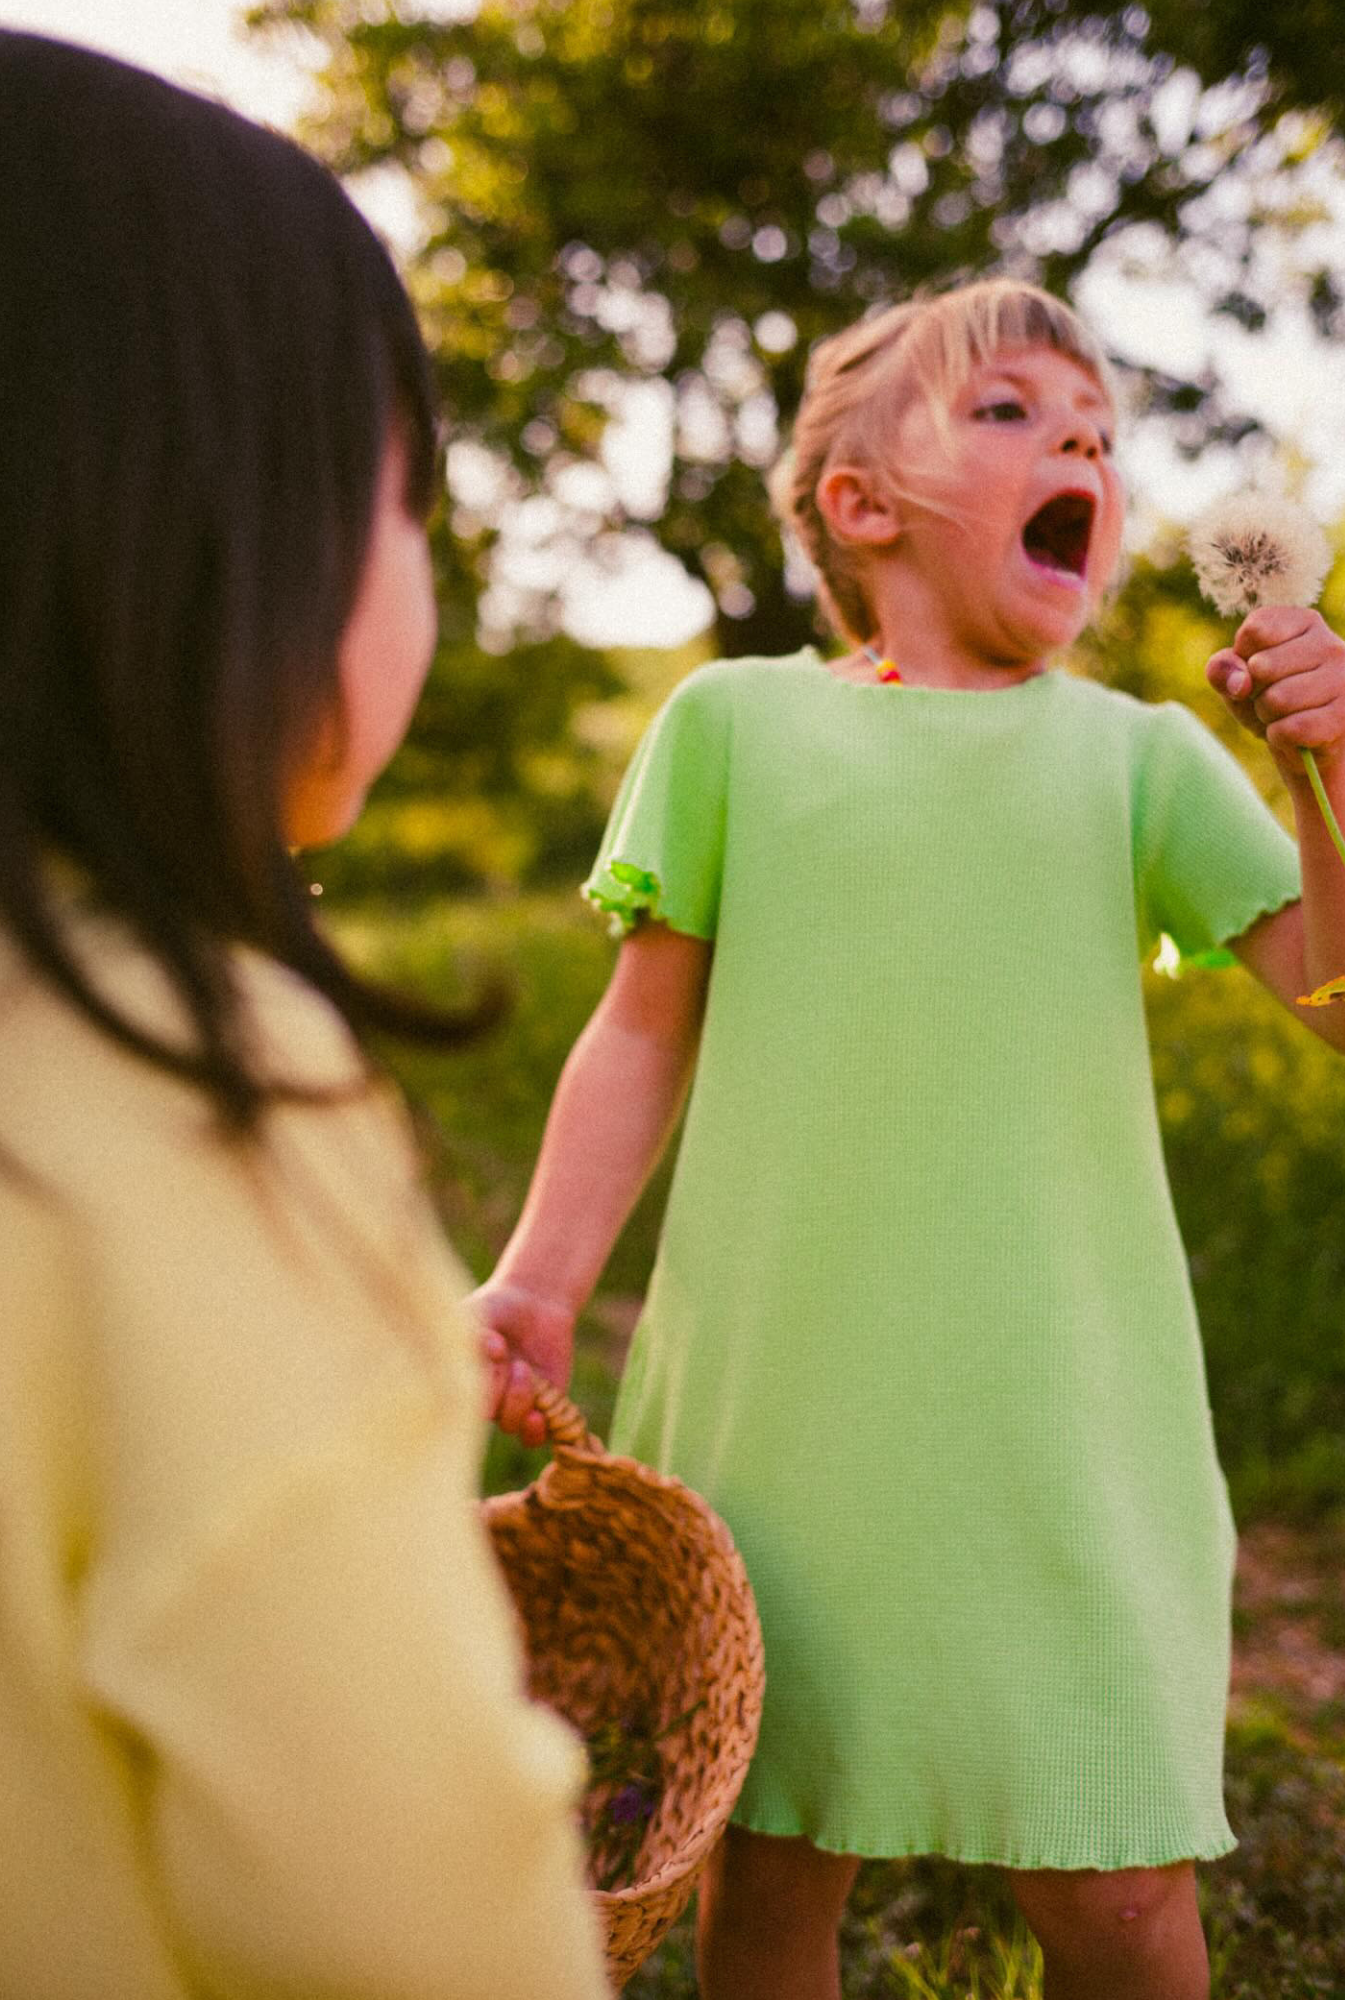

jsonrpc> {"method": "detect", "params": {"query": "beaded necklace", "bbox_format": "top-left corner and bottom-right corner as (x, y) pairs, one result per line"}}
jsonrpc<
(861, 642), (902, 684)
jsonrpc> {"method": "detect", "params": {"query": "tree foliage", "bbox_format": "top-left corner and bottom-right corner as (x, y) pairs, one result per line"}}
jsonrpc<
(247, 0), (1345, 879)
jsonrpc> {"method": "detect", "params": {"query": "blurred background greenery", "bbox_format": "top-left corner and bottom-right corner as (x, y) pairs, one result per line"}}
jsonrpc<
(239, 0), (1345, 1525)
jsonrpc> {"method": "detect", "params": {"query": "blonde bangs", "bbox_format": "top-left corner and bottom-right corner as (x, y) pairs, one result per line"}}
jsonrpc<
(900, 281), (1120, 451)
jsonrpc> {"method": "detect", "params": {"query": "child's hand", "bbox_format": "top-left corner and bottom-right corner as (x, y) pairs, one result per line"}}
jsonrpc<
(463, 1280), (578, 1449)
(1207, 605), (1345, 778)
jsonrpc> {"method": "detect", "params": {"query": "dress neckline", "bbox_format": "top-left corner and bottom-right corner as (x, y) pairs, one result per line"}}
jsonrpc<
(800, 645), (1058, 698)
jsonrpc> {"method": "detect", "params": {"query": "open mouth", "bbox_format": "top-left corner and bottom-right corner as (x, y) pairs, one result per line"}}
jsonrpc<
(1021, 491), (1095, 579)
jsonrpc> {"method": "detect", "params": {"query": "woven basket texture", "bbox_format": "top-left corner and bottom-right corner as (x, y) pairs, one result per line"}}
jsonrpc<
(482, 1380), (765, 1991)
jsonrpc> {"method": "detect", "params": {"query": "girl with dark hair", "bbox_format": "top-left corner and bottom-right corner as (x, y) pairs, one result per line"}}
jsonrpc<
(0, 31), (608, 2000)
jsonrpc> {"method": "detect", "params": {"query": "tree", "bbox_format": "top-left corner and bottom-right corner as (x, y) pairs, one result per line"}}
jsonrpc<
(248, 0), (1345, 878)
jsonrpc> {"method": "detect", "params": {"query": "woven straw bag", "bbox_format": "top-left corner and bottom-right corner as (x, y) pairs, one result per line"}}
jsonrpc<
(482, 1378), (766, 1991)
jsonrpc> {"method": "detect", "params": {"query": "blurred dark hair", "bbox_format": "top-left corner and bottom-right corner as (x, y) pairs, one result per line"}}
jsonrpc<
(0, 30), (504, 1144)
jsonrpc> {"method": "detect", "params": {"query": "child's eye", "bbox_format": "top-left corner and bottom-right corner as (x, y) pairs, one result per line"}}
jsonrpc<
(974, 398), (1116, 454)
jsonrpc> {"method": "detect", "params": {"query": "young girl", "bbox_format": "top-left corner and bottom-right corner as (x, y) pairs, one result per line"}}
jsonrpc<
(0, 32), (610, 2000)
(475, 276), (1345, 2000)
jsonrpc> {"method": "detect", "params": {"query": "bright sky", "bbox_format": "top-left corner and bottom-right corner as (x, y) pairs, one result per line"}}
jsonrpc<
(6, 0), (1345, 645)
(0, 0), (322, 126)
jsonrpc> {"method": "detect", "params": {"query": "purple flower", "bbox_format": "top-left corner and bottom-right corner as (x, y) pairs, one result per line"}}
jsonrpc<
(609, 1782), (654, 1826)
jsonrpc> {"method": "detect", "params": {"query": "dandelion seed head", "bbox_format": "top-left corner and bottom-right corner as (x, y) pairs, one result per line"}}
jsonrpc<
(1187, 487), (1332, 618)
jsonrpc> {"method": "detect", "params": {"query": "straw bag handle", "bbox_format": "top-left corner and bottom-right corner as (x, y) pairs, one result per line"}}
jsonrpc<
(530, 1376), (605, 1456)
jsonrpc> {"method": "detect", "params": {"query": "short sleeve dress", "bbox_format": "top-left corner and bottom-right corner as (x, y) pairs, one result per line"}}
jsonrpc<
(581, 647), (1302, 1871)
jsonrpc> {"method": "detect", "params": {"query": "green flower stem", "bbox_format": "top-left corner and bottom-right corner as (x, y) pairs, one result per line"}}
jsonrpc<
(1300, 748), (1345, 871)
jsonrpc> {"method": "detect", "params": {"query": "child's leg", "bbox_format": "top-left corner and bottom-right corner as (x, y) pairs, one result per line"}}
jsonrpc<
(1002, 1860), (1209, 2000)
(695, 1825), (862, 2000)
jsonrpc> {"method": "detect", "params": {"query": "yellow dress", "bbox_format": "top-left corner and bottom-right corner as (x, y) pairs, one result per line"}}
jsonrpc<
(0, 876), (608, 1999)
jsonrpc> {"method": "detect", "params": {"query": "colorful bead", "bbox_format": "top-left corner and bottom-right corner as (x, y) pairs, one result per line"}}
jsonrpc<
(862, 642), (902, 684)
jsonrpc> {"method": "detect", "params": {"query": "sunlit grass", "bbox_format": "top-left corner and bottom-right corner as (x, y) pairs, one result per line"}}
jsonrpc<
(622, 1855), (1047, 2000)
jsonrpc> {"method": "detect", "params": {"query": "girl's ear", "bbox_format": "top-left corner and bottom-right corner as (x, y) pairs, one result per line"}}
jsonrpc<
(815, 465), (902, 548)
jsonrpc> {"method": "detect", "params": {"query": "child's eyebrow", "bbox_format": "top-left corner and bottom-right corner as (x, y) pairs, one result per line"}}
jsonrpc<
(977, 365), (1112, 413)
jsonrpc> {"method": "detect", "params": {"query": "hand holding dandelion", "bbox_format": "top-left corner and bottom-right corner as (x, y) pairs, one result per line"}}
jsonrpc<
(1188, 488), (1345, 1005)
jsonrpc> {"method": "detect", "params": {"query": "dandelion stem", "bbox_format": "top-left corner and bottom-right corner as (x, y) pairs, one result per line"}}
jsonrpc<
(1300, 748), (1345, 871)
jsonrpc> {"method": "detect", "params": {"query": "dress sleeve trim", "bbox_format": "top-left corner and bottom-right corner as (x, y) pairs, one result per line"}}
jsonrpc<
(580, 859), (666, 938)
(1153, 883), (1302, 975)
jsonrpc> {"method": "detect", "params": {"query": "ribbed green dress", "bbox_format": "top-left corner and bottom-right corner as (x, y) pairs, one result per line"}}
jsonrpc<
(581, 647), (1302, 1870)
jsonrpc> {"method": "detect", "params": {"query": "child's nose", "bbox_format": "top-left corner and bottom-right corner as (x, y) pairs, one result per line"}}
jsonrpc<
(1056, 418), (1104, 460)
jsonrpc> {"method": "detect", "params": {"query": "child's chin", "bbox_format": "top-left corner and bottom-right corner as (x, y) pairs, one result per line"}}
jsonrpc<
(1012, 600), (1089, 654)
(286, 792), (364, 852)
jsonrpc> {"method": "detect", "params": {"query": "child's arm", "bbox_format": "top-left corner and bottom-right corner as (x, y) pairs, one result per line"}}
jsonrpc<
(1208, 605), (1345, 1053)
(470, 920), (714, 1442)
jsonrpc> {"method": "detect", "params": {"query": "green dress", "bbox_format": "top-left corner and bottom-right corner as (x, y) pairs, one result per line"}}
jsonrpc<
(581, 648), (1301, 1869)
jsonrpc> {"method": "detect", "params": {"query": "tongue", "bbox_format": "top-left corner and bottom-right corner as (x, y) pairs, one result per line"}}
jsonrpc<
(1023, 502), (1089, 574)
(1024, 532), (1079, 574)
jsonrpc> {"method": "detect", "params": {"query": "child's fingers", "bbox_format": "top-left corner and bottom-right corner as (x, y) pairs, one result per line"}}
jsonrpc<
(1247, 662), (1341, 726)
(479, 1328), (509, 1420)
(468, 1293), (565, 1444)
(1240, 630), (1342, 694)
(497, 1356), (546, 1440)
(1265, 696), (1345, 755)
(1207, 648), (1257, 707)
(1225, 611), (1345, 721)
(483, 1360), (548, 1445)
(1232, 605), (1317, 660)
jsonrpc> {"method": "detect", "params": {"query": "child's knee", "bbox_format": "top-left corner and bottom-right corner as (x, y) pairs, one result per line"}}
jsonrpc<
(1003, 1858), (1196, 1951)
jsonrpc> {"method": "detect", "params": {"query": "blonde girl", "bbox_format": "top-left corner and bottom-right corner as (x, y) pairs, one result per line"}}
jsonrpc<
(474, 276), (1345, 2000)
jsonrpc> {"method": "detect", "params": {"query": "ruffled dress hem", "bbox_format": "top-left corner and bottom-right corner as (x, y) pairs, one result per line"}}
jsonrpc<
(728, 1802), (1238, 1870)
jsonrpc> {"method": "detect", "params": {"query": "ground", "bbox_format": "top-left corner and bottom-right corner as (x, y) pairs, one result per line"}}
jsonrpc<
(1230, 1514), (1345, 1754)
